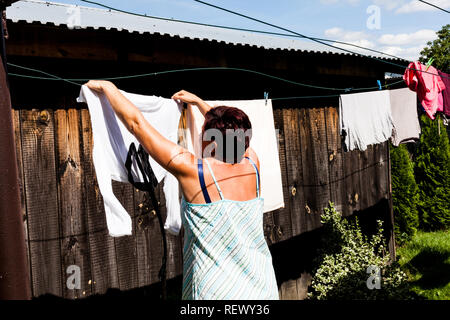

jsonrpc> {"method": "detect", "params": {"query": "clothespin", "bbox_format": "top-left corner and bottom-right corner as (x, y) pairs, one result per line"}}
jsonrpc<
(425, 57), (434, 71)
(443, 114), (449, 126)
(264, 92), (269, 106)
(344, 87), (353, 93)
(377, 80), (382, 90)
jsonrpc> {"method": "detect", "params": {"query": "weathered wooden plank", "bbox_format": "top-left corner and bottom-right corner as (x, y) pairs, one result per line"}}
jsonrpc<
(358, 145), (372, 210)
(367, 144), (378, 207)
(298, 108), (323, 231)
(283, 108), (306, 237)
(54, 108), (91, 299)
(324, 106), (346, 215)
(296, 272), (312, 300)
(80, 109), (119, 294)
(307, 107), (331, 222)
(279, 279), (298, 300)
(20, 109), (62, 297)
(271, 108), (292, 242)
(370, 144), (382, 203)
(12, 109), (32, 295)
(342, 146), (362, 216)
(380, 142), (389, 199)
(157, 183), (183, 281)
(263, 211), (276, 246)
(112, 181), (139, 291)
(373, 142), (389, 201)
(135, 188), (154, 287)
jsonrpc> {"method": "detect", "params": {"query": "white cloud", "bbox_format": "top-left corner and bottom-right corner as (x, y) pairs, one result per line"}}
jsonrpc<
(325, 27), (370, 42)
(378, 29), (437, 45)
(379, 45), (428, 60)
(323, 27), (436, 61)
(396, 0), (450, 13)
(376, 29), (437, 60)
(324, 28), (376, 55)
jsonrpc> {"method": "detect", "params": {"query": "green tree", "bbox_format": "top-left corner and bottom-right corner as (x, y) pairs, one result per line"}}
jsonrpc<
(414, 114), (450, 230)
(390, 143), (419, 243)
(419, 24), (449, 72)
(414, 24), (450, 230)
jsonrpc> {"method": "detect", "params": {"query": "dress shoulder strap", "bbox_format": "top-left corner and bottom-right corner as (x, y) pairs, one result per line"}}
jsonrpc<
(197, 158), (211, 203)
(244, 156), (260, 197)
(203, 158), (224, 200)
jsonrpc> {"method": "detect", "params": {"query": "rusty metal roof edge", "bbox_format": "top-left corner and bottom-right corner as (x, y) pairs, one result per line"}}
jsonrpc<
(6, 0), (405, 61)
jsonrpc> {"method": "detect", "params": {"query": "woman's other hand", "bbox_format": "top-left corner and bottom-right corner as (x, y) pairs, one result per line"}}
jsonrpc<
(171, 90), (200, 105)
(84, 80), (115, 93)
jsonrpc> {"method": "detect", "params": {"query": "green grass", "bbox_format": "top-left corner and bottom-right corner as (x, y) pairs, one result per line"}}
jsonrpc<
(396, 230), (450, 300)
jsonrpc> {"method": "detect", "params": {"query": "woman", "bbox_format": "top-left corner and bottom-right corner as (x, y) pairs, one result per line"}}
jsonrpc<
(84, 80), (279, 300)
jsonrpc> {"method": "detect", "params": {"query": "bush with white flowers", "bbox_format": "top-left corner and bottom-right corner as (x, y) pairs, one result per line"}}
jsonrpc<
(307, 202), (414, 300)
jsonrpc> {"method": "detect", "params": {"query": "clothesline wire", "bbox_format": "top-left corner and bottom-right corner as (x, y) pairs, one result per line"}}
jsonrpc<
(7, 63), (81, 86)
(78, 0), (405, 61)
(7, 62), (406, 99)
(418, 0), (450, 14)
(192, 0), (450, 79)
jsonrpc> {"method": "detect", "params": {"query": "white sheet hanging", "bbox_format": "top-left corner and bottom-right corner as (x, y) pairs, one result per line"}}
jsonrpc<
(77, 86), (183, 237)
(185, 99), (285, 213)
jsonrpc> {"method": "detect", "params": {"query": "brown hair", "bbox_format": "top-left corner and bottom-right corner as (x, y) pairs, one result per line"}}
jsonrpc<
(202, 106), (252, 163)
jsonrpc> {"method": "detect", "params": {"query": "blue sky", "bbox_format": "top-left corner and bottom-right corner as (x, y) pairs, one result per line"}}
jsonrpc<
(48, 0), (449, 60)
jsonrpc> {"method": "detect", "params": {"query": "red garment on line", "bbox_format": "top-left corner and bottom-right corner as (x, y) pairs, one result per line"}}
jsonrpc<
(438, 70), (450, 117)
(403, 61), (446, 120)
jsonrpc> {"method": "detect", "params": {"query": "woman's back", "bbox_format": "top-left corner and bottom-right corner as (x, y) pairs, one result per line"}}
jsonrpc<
(182, 149), (262, 204)
(180, 155), (279, 300)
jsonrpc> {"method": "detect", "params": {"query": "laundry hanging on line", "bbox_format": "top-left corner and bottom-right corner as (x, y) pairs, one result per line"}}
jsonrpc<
(339, 89), (394, 152)
(185, 99), (285, 213)
(403, 61), (446, 120)
(77, 86), (183, 237)
(389, 88), (421, 146)
(438, 70), (450, 117)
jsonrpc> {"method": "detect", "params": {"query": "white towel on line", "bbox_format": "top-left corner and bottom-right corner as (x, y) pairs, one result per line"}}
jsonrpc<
(339, 90), (394, 151)
(389, 88), (421, 146)
(77, 86), (183, 237)
(185, 99), (285, 213)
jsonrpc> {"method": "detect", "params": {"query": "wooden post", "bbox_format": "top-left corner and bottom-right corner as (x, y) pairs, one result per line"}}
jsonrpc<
(0, 34), (31, 299)
(386, 142), (396, 262)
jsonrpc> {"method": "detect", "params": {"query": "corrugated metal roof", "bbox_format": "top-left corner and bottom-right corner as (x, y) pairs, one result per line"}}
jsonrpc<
(6, 0), (402, 60)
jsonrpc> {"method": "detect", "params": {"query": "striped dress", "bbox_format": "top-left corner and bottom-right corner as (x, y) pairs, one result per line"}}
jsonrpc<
(181, 157), (279, 300)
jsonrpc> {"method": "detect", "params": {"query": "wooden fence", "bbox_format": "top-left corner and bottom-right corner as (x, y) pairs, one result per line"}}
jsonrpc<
(11, 105), (390, 299)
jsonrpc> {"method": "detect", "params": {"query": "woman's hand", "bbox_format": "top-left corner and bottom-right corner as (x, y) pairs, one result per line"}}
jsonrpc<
(171, 90), (201, 105)
(84, 80), (115, 93)
(172, 90), (212, 116)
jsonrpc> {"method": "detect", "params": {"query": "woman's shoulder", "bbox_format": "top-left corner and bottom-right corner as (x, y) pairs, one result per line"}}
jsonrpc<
(245, 147), (260, 167)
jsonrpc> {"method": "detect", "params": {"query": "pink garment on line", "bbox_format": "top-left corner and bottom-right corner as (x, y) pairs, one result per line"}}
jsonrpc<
(403, 61), (446, 120)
